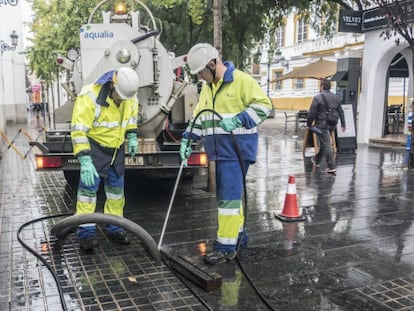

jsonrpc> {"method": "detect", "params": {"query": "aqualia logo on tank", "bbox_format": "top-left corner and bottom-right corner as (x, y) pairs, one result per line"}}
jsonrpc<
(80, 25), (114, 40)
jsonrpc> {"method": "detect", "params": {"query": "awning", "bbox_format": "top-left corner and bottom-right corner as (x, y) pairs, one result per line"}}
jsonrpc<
(271, 59), (337, 82)
(331, 71), (348, 81)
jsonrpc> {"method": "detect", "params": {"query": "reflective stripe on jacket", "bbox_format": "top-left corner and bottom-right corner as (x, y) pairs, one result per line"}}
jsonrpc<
(183, 61), (272, 162)
(71, 83), (138, 156)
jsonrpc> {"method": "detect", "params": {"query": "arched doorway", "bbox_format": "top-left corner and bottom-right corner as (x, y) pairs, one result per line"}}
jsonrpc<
(383, 53), (409, 139)
(359, 30), (414, 145)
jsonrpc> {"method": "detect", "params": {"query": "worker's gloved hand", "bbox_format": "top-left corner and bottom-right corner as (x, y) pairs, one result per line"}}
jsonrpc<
(219, 116), (243, 132)
(78, 155), (99, 187)
(180, 138), (193, 166)
(127, 132), (138, 157)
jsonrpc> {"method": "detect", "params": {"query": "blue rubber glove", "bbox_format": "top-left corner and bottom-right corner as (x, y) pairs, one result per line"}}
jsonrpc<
(219, 116), (243, 132)
(179, 138), (192, 166)
(78, 155), (99, 187)
(127, 132), (138, 157)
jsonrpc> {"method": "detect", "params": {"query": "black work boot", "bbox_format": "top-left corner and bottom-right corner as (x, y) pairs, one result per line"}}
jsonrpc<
(108, 231), (130, 245)
(79, 236), (97, 253)
(204, 250), (237, 265)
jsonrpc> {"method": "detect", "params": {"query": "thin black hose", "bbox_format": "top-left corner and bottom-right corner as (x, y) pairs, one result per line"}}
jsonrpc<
(188, 109), (276, 310)
(16, 213), (73, 311)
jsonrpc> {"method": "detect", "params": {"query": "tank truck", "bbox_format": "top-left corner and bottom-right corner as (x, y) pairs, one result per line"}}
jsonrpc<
(31, 0), (207, 184)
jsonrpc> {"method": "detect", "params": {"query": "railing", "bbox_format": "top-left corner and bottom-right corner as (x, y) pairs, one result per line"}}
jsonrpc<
(0, 127), (46, 160)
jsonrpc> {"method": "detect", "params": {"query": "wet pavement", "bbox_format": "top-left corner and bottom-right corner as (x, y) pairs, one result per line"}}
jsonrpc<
(1, 111), (414, 310)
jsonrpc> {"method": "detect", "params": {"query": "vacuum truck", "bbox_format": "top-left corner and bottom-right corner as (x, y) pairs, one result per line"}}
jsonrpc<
(30, 0), (207, 183)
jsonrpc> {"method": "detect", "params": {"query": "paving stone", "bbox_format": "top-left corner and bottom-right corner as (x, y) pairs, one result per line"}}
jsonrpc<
(2, 116), (414, 310)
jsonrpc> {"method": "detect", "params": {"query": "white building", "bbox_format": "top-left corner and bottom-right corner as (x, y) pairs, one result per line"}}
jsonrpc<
(0, 0), (30, 132)
(259, 10), (410, 144)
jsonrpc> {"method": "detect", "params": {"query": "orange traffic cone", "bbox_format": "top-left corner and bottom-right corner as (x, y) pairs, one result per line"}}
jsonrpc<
(275, 175), (306, 222)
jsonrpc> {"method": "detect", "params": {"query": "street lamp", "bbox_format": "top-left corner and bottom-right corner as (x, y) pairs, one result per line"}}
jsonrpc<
(1, 30), (18, 55)
(267, 48), (289, 96)
(274, 48), (282, 62)
(267, 49), (273, 97)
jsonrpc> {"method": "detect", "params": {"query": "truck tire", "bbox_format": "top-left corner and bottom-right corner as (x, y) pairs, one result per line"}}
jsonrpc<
(63, 170), (79, 188)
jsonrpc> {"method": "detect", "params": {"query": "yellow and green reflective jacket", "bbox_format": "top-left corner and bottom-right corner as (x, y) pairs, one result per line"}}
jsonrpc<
(71, 83), (138, 157)
(183, 61), (272, 162)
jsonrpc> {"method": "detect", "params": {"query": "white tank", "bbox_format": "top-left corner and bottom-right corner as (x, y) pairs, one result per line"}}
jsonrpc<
(56, 0), (193, 139)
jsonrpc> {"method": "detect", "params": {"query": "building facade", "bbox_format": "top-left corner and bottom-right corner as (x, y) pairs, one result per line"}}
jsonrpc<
(0, 0), (29, 133)
(259, 10), (410, 144)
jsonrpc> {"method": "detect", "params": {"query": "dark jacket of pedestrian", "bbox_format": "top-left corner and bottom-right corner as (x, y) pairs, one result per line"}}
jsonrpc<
(307, 82), (346, 131)
(306, 79), (347, 173)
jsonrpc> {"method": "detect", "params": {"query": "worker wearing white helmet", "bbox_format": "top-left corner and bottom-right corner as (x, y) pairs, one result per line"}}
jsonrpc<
(186, 43), (219, 75)
(181, 43), (272, 265)
(71, 67), (140, 252)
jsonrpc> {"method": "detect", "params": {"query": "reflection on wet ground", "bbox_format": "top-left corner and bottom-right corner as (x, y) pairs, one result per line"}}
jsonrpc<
(1, 114), (414, 310)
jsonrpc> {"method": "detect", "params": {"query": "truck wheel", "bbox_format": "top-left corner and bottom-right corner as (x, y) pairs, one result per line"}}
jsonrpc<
(63, 170), (79, 188)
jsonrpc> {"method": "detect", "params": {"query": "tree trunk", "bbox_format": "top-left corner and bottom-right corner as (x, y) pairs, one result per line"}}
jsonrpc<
(207, 160), (216, 193)
(206, 0), (222, 192)
(213, 0), (222, 56)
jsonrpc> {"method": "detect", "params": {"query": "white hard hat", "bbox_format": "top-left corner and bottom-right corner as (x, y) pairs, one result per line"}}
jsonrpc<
(113, 67), (139, 99)
(187, 43), (219, 75)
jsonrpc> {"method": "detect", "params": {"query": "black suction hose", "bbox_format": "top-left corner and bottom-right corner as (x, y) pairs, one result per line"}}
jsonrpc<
(51, 213), (161, 264)
(188, 109), (276, 310)
(131, 30), (159, 44)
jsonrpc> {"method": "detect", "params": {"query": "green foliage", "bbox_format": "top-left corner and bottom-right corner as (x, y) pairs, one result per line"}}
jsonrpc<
(26, 0), (97, 82)
(152, 0), (208, 25)
(149, 1), (213, 56)
(300, 1), (341, 39)
(370, 0), (414, 47)
(26, 0), (355, 82)
(222, 0), (271, 69)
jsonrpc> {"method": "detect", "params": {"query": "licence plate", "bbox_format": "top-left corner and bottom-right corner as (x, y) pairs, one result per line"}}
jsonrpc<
(125, 156), (144, 166)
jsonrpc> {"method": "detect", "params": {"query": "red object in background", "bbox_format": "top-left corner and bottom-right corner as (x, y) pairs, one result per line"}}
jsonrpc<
(32, 91), (41, 104)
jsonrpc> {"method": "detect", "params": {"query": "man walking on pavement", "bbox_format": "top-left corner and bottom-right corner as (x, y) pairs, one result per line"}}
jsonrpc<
(180, 43), (272, 264)
(307, 79), (346, 173)
(71, 67), (140, 252)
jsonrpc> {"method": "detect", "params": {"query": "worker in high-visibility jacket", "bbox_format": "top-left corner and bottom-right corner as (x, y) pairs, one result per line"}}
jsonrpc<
(71, 67), (140, 252)
(180, 43), (272, 265)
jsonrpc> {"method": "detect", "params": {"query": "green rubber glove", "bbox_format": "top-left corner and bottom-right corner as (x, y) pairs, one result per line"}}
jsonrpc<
(219, 116), (243, 132)
(179, 138), (193, 166)
(78, 155), (99, 187)
(127, 132), (138, 157)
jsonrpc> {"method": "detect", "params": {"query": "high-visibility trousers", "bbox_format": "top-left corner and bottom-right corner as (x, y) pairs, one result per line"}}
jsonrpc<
(215, 160), (249, 252)
(76, 165), (125, 239)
